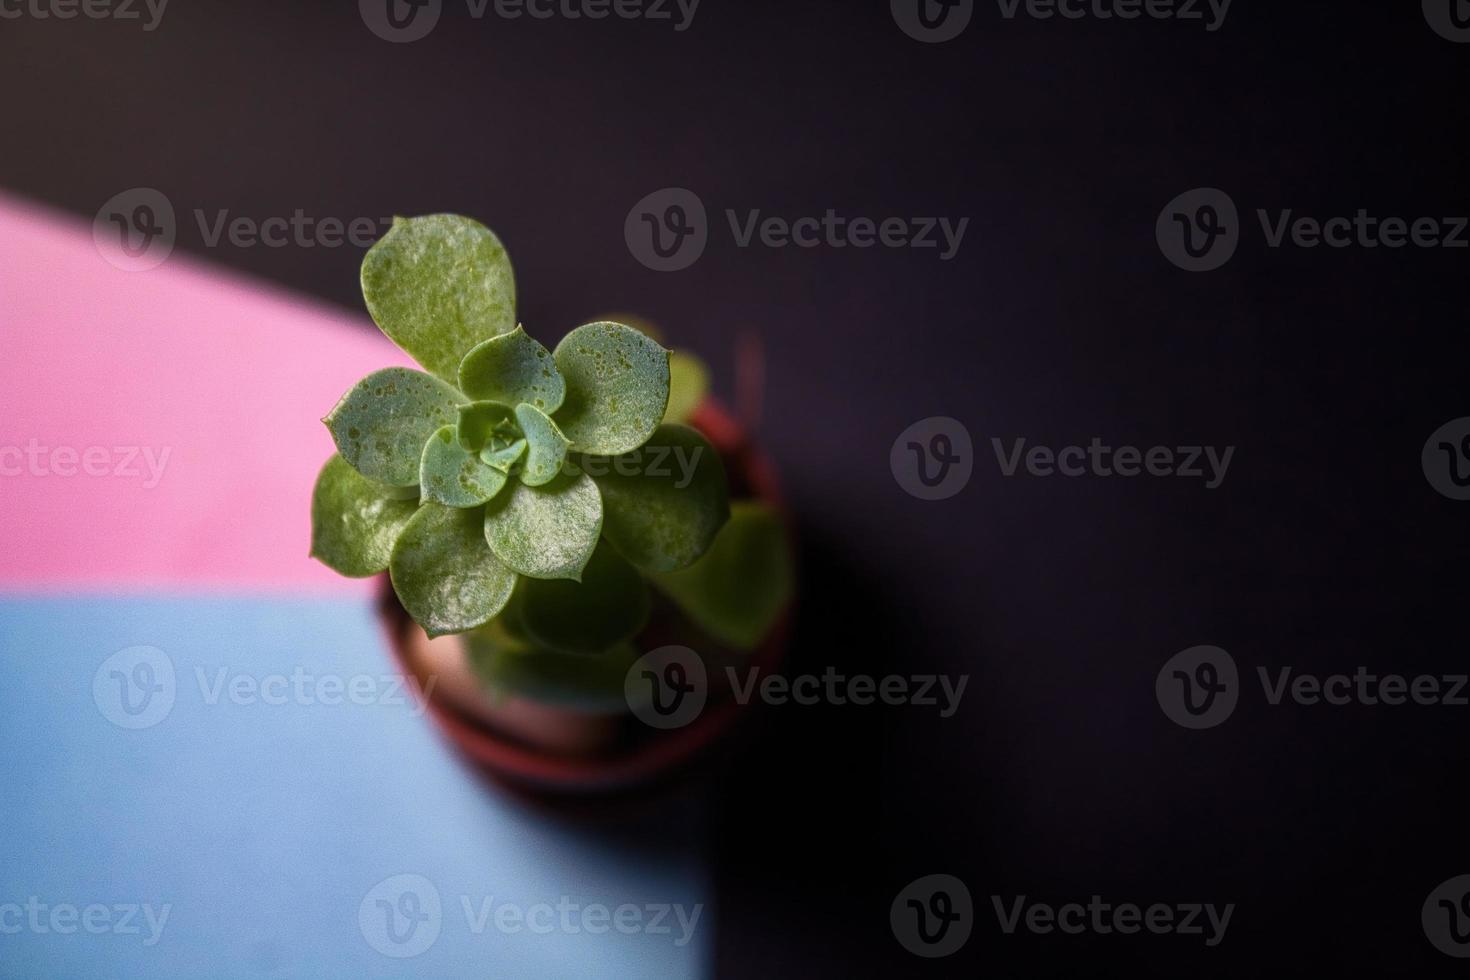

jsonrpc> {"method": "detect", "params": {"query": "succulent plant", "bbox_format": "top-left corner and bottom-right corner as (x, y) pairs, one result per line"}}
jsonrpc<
(311, 215), (790, 682)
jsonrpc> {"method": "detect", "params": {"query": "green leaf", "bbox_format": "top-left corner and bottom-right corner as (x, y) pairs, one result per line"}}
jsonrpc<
(514, 539), (650, 655)
(457, 401), (515, 452)
(324, 367), (466, 487)
(590, 423), (729, 573)
(388, 503), (517, 638)
(418, 425), (509, 507)
(514, 403), (571, 486)
(552, 322), (671, 455)
(664, 351), (710, 424)
(309, 455), (421, 577)
(483, 471), (602, 580)
(651, 501), (793, 650)
(360, 214), (516, 382)
(481, 438), (528, 472)
(457, 324), (566, 413)
(463, 621), (641, 712)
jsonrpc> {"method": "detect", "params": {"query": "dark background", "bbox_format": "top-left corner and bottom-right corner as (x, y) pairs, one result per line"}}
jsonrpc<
(4, 1), (1468, 975)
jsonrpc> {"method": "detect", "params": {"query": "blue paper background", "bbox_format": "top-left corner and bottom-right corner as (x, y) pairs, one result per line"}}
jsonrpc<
(0, 596), (709, 979)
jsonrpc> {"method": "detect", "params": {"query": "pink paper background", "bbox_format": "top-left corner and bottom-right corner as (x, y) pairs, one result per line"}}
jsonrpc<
(0, 193), (413, 593)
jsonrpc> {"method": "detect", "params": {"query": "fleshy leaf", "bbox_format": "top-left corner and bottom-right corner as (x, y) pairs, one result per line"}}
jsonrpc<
(515, 403), (571, 486)
(360, 215), (516, 382)
(419, 425), (509, 507)
(590, 423), (729, 573)
(514, 539), (650, 655)
(389, 503), (516, 638)
(552, 322), (670, 455)
(464, 620), (641, 712)
(457, 401), (516, 452)
(483, 471), (601, 580)
(309, 455), (420, 577)
(325, 367), (466, 487)
(664, 351), (710, 424)
(651, 501), (794, 650)
(457, 325), (566, 413)
(481, 438), (528, 472)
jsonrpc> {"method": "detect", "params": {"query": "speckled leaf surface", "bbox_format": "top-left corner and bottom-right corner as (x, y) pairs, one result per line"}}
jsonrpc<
(325, 366), (466, 487)
(457, 325), (565, 413)
(552, 322), (670, 455)
(514, 539), (650, 655)
(652, 501), (793, 650)
(514, 403), (571, 486)
(389, 503), (516, 638)
(482, 471), (601, 580)
(592, 423), (729, 573)
(309, 455), (421, 577)
(361, 215), (516, 381)
(418, 425), (509, 507)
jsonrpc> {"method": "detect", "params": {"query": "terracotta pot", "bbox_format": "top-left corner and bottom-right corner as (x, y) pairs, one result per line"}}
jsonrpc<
(379, 397), (792, 794)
